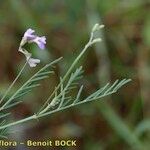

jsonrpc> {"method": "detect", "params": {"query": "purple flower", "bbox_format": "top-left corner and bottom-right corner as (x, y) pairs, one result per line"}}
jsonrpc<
(23, 28), (46, 50)
(32, 36), (46, 50)
(19, 28), (46, 67)
(24, 28), (36, 41)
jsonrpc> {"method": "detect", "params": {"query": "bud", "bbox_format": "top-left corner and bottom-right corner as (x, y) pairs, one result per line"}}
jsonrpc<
(92, 38), (102, 43)
(92, 23), (105, 32)
(92, 23), (99, 32)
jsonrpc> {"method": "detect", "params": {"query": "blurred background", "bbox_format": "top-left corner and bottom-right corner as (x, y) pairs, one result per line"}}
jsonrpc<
(0, 0), (150, 149)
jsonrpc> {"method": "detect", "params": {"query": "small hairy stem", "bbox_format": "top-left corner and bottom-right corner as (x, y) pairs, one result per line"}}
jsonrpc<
(0, 61), (28, 105)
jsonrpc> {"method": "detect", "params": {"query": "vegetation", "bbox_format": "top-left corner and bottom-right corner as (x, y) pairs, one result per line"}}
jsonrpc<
(0, 0), (149, 149)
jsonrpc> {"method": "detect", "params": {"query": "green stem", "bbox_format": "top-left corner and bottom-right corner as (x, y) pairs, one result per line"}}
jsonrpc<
(0, 57), (62, 112)
(0, 92), (114, 130)
(0, 61), (28, 105)
(38, 33), (95, 114)
(0, 115), (37, 130)
(0, 85), (128, 130)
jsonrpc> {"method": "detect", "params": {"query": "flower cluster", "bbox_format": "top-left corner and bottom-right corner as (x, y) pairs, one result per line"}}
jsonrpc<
(19, 28), (46, 67)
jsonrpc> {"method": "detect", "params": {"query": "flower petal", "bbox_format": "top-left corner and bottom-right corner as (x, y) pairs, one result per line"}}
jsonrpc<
(19, 29), (46, 67)
(24, 28), (36, 40)
(27, 57), (40, 67)
(33, 36), (46, 50)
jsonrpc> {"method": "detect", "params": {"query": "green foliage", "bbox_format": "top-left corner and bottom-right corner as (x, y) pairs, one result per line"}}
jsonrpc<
(0, 0), (148, 149)
(0, 120), (8, 139)
(42, 79), (131, 114)
(0, 24), (132, 141)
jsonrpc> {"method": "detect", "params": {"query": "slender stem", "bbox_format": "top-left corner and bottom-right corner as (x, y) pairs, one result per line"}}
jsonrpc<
(0, 57), (62, 112)
(0, 115), (37, 130)
(38, 33), (95, 114)
(0, 61), (28, 104)
(0, 79), (131, 130)
(0, 92), (110, 130)
(0, 84), (126, 130)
